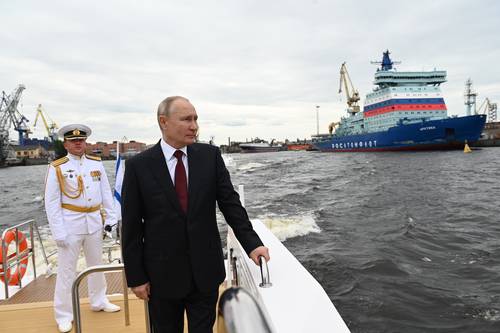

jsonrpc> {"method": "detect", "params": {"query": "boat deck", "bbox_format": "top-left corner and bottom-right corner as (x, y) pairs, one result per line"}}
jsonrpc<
(0, 296), (147, 333)
(0, 272), (226, 332)
(0, 272), (125, 305)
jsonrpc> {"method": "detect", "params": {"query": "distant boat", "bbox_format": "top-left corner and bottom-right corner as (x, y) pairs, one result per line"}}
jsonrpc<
(239, 138), (283, 153)
(286, 143), (311, 151)
(471, 121), (500, 147)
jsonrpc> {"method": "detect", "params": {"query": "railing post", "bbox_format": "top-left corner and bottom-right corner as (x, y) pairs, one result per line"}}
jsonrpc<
(144, 300), (152, 333)
(15, 227), (21, 288)
(1, 234), (8, 298)
(121, 270), (130, 326)
(71, 264), (129, 333)
(258, 256), (272, 288)
(29, 222), (36, 279)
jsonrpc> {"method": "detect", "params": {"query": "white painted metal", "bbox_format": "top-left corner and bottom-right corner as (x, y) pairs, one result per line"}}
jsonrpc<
(228, 219), (351, 332)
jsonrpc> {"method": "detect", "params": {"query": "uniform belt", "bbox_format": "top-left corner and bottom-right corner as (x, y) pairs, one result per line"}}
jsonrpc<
(61, 203), (101, 213)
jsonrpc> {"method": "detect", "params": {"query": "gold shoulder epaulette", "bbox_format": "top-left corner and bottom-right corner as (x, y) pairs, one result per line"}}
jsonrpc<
(51, 156), (69, 167)
(86, 154), (102, 161)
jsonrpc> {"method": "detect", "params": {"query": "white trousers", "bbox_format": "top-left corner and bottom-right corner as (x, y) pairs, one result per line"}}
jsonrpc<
(54, 230), (108, 324)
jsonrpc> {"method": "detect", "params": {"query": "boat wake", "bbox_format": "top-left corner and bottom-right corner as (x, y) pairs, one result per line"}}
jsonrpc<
(221, 154), (235, 167)
(237, 162), (266, 171)
(259, 214), (321, 241)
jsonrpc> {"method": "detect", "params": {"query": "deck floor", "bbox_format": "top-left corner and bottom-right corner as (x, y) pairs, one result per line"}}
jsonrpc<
(0, 296), (147, 333)
(0, 273), (226, 332)
(0, 272), (127, 305)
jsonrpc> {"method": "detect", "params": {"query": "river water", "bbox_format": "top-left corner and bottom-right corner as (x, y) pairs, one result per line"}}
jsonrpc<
(1, 148), (499, 332)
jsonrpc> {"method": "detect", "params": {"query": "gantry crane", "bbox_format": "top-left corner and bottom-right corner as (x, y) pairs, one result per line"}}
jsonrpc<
(0, 84), (29, 165)
(477, 98), (498, 123)
(34, 104), (59, 141)
(338, 62), (360, 115)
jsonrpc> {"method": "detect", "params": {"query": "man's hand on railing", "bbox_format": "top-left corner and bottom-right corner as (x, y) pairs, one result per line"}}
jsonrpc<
(249, 246), (270, 266)
(131, 282), (151, 301)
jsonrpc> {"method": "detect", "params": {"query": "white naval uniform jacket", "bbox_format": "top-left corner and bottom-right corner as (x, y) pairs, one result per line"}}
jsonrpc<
(44, 153), (117, 242)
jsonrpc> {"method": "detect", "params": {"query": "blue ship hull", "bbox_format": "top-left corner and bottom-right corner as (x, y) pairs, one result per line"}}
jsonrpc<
(314, 114), (486, 152)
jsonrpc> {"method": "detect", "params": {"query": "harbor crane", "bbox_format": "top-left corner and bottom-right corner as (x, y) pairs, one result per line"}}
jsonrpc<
(0, 85), (30, 144)
(0, 84), (29, 165)
(34, 104), (59, 141)
(338, 62), (361, 115)
(477, 98), (497, 123)
(328, 121), (340, 135)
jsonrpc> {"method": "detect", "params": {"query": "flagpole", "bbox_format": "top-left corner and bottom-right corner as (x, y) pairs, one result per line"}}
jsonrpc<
(114, 139), (123, 223)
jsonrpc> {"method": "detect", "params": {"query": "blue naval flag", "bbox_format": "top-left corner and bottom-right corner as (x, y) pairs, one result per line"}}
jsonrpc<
(113, 152), (125, 221)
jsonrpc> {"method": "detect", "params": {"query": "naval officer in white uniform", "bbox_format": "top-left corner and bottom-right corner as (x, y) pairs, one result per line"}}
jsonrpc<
(44, 124), (120, 333)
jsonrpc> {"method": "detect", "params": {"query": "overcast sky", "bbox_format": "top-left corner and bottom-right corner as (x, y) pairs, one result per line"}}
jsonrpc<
(1, 0), (499, 145)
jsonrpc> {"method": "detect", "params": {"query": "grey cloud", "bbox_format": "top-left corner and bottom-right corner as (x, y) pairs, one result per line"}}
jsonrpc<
(220, 121), (247, 127)
(1, 0), (500, 145)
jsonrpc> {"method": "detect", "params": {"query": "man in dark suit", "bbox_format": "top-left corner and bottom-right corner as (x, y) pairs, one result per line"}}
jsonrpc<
(121, 96), (270, 333)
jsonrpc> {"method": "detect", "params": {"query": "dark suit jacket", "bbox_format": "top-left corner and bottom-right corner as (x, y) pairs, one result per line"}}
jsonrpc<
(121, 142), (263, 298)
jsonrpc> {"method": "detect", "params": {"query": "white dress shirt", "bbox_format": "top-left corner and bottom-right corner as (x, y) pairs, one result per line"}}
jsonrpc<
(160, 139), (189, 185)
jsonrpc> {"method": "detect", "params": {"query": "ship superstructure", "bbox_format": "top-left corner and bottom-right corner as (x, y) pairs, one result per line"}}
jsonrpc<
(314, 51), (486, 152)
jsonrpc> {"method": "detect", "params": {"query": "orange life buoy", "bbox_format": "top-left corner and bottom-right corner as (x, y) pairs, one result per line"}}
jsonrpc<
(0, 230), (29, 286)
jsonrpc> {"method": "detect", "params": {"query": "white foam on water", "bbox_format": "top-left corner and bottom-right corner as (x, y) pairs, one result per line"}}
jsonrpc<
(482, 309), (500, 321)
(260, 214), (321, 241)
(222, 154), (235, 167)
(32, 195), (44, 203)
(237, 162), (266, 171)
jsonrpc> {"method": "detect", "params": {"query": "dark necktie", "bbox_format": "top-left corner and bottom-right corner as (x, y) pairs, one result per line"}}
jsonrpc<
(174, 150), (188, 213)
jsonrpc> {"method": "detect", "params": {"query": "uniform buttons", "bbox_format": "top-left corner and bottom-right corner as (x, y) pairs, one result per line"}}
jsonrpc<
(88, 199), (92, 202)
(86, 186), (89, 189)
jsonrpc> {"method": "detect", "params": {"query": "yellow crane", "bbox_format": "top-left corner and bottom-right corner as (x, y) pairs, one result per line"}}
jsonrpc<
(34, 104), (58, 141)
(338, 62), (360, 114)
(328, 121), (340, 135)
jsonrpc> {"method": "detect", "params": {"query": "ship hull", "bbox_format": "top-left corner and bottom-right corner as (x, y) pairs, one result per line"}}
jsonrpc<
(240, 146), (282, 153)
(286, 144), (313, 151)
(314, 114), (486, 152)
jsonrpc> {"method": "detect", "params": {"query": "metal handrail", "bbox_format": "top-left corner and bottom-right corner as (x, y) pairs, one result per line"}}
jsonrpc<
(32, 221), (58, 276)
(258, 256), (272, 288)
(71, 264), (132, 333)
(218, 287), (274, 333)
(1, 219), (37, 298)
